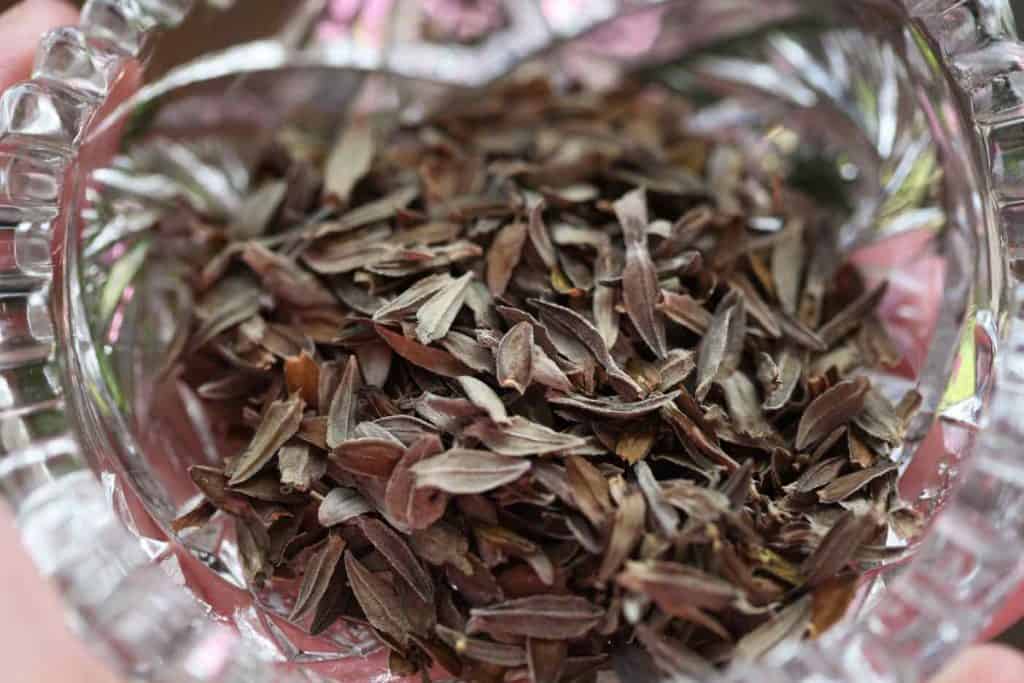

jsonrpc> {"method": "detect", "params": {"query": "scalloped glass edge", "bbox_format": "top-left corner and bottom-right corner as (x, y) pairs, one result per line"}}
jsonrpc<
(0, 1), (1021, 681)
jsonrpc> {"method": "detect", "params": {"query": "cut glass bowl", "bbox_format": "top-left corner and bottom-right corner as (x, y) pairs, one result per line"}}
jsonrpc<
(2, 0), (1024, 681)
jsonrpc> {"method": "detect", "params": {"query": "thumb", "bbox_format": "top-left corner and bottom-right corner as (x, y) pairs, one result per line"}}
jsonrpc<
(931, 645), (1024, 683)
(0, 0), (79, 89)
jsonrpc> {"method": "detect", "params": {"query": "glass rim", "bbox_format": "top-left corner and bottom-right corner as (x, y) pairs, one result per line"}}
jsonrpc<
(2, 1), (1023, 682)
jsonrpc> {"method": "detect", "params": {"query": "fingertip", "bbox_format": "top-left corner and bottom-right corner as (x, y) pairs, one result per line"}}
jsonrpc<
(0, 0), (80, 89)
(932, 645), (1024, 683)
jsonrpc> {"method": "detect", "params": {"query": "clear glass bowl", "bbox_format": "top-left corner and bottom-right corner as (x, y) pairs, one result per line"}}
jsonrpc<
(3, 0), (1024, 681)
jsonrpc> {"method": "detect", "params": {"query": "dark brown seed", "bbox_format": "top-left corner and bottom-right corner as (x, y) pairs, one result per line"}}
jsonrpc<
(324, 116), (374, 204)
(467, 595), (603, 640)
(615, 189), (668, 359)
(566, 455), (613, 531)
(810, 574), (859, 638)
(344, 551), (412, 646)
(284, 351), (320, 407)
(617, 561), (738, 612)
(331, 438), (404, 479)
(411, 448), (531, 494)
(357, 516), (435, 603)
(465, 416), (586, 456)
(527, 200), (558, 271)
(802, 511), (881, 586)
(229, 394), (305, 485)
(818, 461), (898, 503)
(635, 461), (679, 535)
(818, 283), (888, 346)
(230, 180), (288, 239)
(734, 595), (812, 660)
(527, 638), (568, 683)
(634, 624), (714, 679)
(290, 532), (347, 625)
(795, 377), (870, 450)
(487, 221), (528, 296)
(496, 321), (534, 394)
(596, 491), (646, 584)
(410, 522), (473, 574)
(384, 434), (448, 530)
(436, 625), (527, 667)
(375, 324), (472, 378)
(547, 391), (680, 419)
(531, 298), (642, 399)
(327, 355), (362, 449)
(695, 291), (746, 400)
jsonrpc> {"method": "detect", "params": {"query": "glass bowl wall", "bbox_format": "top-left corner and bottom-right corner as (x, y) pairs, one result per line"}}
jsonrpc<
(3, 1), (1024, 682)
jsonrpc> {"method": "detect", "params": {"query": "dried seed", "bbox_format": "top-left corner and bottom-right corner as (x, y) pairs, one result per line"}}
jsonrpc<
(457, 376), (508, 424)
(324, 117), (375, 204)
(230, 180), (287, 239)
(357, 516), (434, 603)
(436, 625), (527, 667)
(465, 416), (586, 456)
(290, 532), (347, 626)
(467, 595), (604, 640)
(375, 324), (472, 378)
(527, 638), (568, 683)
(327, 355), (362, 449)
(416, 272), (473, 344)
(695, 291), (746, 400)
(229, 394), (305, 485)
(818, 461), (898, 503)
(615, 189), (668, 358)
(344, 551), (412, 646)
(735, 595), (812, 660)
(487, 221), (528, 296)
(547, 391), (680, 419)
(496, 321), (534, 394)
(411, 449), (531, 494)
(331, 438), (404, 479)
(617, 561), (738, 613)
(795, 378), (870, 450)
(596, 491), (646, 584)
(318, 487), (373, 526)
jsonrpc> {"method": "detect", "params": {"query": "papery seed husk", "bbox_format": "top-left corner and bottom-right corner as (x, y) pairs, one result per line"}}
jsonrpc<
(411, 448), (531, 494)
(467, 595), (604, 640)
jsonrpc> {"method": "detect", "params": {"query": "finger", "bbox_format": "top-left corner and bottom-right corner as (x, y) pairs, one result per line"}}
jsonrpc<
(0, 0), (79, 89)
(931, 644), (1024, 683)
(0, 511), (122, 682)
(984, 580), (1024, 640)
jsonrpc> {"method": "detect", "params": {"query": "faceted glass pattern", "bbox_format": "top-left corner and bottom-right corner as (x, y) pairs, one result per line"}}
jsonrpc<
(0, 1), (1022, 682)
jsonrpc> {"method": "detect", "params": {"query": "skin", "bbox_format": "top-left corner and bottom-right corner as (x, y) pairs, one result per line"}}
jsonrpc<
(0, 2), (1020, 681)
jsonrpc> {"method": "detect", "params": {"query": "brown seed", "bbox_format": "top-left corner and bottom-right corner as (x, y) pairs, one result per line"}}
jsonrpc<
(357, 516), (435, 603)
(615, 189), (668, 359)
(795, 377), (870, 450)
(228, 394), (305, 485)
(496, 321), (534, 394)
(411, 448), (531, 495)
(467, 595), (604, 640)
(344, 551), (412, 646)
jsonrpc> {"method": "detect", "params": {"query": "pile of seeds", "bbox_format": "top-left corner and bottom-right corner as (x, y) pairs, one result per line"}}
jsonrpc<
(171, 78), (922, 682)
